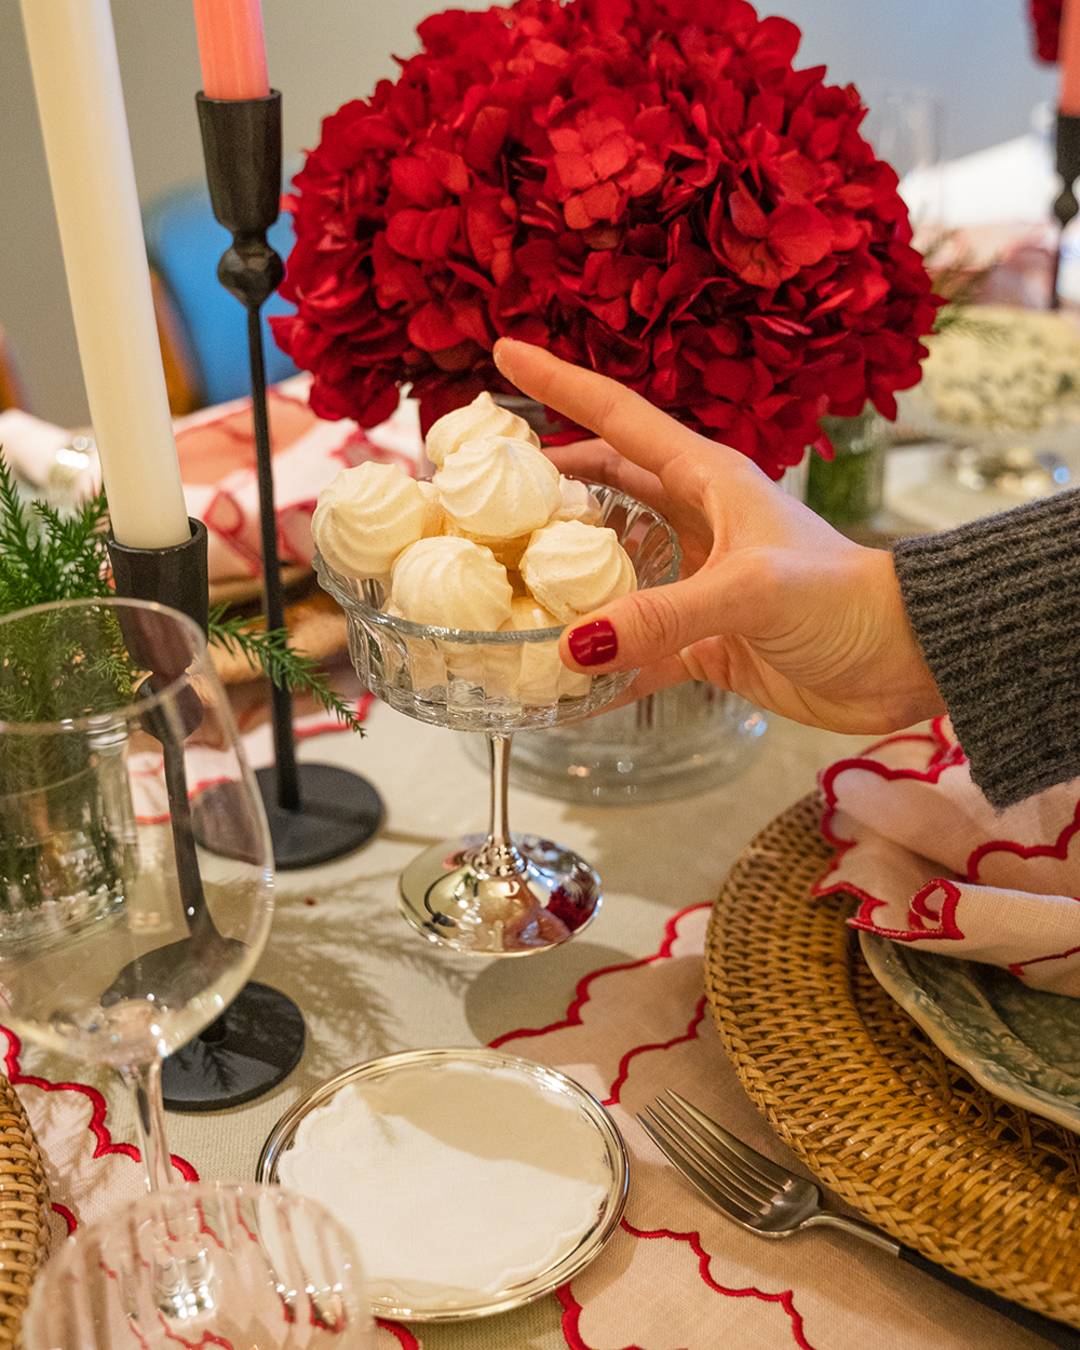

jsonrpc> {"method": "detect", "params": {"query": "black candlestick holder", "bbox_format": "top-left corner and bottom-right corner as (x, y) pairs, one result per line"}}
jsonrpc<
(1051, 111), (1080, 310)
(108, 520), (305, 1111)
(195, 90), (383, 868)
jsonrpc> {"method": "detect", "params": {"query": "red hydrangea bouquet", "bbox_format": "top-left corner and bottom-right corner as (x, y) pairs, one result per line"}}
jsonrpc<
(1030, 0), (1063, 62)
(273, 0), (938, 478)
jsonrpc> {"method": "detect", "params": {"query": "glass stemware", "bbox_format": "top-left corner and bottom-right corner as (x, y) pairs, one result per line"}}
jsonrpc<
(23, 1181), (374, 1349)
(316, 483), (679, 956)
(0, 598), (273, 1190)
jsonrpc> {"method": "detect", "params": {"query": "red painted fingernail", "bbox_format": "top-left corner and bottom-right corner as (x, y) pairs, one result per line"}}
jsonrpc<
(568, 619), (618, 667)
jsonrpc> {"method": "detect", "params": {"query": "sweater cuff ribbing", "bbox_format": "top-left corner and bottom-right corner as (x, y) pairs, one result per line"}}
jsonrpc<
(893, 488), (1080, 809)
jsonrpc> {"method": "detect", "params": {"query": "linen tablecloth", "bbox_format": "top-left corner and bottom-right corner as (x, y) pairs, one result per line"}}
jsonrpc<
(15, 706), (1047, 1349)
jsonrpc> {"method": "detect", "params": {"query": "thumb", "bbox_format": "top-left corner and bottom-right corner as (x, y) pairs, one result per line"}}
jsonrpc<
(560, 569), (733, 675)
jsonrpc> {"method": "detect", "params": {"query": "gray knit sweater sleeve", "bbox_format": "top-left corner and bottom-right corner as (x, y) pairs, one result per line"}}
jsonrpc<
(892, 488), (1080, 809)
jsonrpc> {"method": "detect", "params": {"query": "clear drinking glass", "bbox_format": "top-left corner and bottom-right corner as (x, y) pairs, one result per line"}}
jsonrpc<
(861, 85), (944, 228)
(316, 483), (679, 956)
(23, 1181), (374, 1349)
(0, 598), (273, 1190)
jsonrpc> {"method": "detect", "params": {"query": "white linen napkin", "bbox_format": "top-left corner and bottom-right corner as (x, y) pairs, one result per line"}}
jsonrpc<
(815, 716), (1080, 996)
(278, 1064), (611, 1307)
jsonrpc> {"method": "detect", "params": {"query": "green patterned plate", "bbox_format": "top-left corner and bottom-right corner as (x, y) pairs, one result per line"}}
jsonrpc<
(860, 932), (1080, 1135)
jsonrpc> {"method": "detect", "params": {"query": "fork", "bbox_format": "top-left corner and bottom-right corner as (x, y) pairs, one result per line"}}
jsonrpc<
(638, 1090), (1080, 1349)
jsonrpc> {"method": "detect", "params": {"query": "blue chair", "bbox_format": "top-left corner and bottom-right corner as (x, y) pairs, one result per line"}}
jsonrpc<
(144, 183), (298, 409)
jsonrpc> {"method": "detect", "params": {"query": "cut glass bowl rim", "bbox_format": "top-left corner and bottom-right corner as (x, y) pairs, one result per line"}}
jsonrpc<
(315, 480), (681, 646)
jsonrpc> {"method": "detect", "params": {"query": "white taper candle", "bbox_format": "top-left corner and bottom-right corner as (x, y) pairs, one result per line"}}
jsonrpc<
(19, 0), (191, 549)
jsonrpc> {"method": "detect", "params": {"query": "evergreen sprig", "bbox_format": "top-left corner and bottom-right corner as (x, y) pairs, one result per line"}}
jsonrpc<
(0, 452), (362, 734)
(208, 606), (365, 733)
(0, 459), (112, 610)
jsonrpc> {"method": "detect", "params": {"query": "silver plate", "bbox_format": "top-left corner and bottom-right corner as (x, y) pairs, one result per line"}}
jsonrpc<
(860, 932), (1080, 1134)
(257, 1047), (629, 1323)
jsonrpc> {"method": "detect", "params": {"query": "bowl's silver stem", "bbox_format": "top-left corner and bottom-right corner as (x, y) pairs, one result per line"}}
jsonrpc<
(470, 734), (525, 877)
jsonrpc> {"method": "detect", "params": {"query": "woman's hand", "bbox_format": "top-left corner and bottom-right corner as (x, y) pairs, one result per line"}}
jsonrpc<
(494, 339), (944, 735)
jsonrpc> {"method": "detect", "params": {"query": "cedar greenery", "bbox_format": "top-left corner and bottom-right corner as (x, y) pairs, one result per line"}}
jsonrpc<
(0, 454), (363, 734)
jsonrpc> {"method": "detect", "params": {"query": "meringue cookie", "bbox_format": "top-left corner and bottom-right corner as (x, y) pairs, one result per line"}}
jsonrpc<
(425, 392), (540, 468)
(391, 535), (513, 631)
(435, 435), (561, 539)
(417, 479), (446, 537)
(313, 462), (425, 579)
(501, 598), (591, 704)
(520, 520), (636, 622)
(446, 523), (531, 571)
(554, 477), (602, 526)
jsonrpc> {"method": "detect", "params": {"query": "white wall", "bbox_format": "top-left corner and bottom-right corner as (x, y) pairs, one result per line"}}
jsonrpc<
(0, 0), (1055, 426)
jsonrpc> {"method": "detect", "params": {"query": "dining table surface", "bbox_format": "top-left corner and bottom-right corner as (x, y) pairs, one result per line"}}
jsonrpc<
(16, 695), (1053, 1350)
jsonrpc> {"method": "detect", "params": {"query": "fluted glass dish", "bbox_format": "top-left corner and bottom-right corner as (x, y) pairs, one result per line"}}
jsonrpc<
(23, 1182), (374, 1349)
(315, 483), (679, 956)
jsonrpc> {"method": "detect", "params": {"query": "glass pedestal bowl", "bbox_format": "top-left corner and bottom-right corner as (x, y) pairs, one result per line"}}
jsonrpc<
(315, 483), (679, 957)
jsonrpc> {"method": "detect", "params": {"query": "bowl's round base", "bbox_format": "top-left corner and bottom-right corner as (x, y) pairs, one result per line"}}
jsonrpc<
(399, 832), (601, 956)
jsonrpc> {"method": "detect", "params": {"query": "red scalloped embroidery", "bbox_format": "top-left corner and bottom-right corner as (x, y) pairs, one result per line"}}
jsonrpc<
(152, 1320), (233, 1349)
(294, 693), (375, 743)
(1008, 941), (1080, 977)
(2, 1026), (198, 1205)
(556, 1219), (816, 1350)
(848, 879), (964, 942)
(965, 798), (1080, 883)
(815, 734), (966, 902)
(603, 996), (708, 1106)
(376, 1320), (421, 1349)
(492, 905), (818, 1348)
(858, 728), (943, 760)
(817, 725), (1080, 947)
(490, 902), (711, 1052)
(51, 1201), (77, 1234)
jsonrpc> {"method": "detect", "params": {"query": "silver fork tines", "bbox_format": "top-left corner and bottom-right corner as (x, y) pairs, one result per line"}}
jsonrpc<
(637, 1092), (1080, 1348)
(654, 1097), (781, 1202)
(637, 1090), (895, 1249)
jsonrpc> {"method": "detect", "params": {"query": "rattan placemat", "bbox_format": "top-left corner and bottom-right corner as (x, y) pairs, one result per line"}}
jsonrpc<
(210, 590), (347, 685)
(706, 792), (1080, 1328)
(0, 1075), (49, 1347)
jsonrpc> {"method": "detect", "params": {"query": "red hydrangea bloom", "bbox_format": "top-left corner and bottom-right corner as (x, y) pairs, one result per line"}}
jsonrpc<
(272, 0), (939, 477)
(1030, 0), (1063, 62)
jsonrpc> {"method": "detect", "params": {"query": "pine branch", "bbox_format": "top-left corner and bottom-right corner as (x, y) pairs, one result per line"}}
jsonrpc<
(0, 456), (49, 609)
(0, 459), (111, 612)
(0, 455), (362, 737)
(207, 605), (365, 735)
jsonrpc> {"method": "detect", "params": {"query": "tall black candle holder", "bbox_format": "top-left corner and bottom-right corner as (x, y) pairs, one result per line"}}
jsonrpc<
(1051, 111), (1080, 310)
(195, 90), (383, 869)
(108, 520), (304, 1111)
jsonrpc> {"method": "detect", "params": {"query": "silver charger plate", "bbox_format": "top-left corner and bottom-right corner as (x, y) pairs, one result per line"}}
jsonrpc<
(860, 932), (1080, 1134)
(257, 1047), (629, 1322)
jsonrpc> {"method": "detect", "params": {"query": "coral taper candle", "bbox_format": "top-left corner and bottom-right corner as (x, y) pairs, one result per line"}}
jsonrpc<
(1062, 0), (1080, 115)
(192, 0), (269, 101)
(18, 0), (190, 549)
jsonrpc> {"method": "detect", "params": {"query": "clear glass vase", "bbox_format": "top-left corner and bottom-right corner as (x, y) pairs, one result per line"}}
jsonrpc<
(0, 597), (274, 1190)
(0, 749), (134, 952)
(504, 685), (768, 804)
(805, 406), (887, 529)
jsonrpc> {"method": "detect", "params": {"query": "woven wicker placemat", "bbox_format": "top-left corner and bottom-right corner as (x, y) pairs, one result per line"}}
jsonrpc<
(0, 1075), (49, 1348)
(706, 792), (1080, 1328)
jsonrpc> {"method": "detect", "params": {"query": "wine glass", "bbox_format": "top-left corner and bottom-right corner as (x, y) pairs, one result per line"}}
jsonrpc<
(0, 597), (273, 1190)
(23, 1181), (374, 1348)
(316, 483), (679, 956)
(861, 85), (944, 229)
